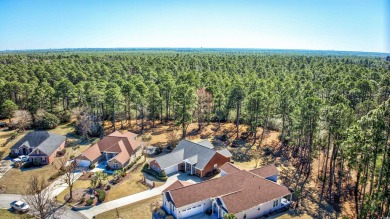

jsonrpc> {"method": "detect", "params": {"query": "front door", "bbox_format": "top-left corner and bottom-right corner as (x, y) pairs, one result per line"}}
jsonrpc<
(23, 148), (27, 155)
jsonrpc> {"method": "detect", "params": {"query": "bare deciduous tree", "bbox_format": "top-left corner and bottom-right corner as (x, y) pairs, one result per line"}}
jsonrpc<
(12, 110), (32, 131)
(23, 175), (56, 219)
(167, 129), (180, 148)
(195, 88), (212, 131)
(54, 156), (79, 201)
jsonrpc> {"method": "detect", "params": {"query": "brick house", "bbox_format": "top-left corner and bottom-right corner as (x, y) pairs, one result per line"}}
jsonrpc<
(10, 131), (66, 165)
(149, 139), (232, 177)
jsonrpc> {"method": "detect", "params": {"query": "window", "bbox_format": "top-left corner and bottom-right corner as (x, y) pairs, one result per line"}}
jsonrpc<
(258, 206), (261, 211)
(244, 213), (247, 219)
(113, 162), (118, 169)
(273, 199), (279, 208)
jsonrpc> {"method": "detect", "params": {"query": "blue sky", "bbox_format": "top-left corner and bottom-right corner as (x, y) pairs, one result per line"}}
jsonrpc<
(0, 0), (388, 52)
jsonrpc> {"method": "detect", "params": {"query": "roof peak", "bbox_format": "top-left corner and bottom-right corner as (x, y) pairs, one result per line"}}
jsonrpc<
(181, 139), (214, 150)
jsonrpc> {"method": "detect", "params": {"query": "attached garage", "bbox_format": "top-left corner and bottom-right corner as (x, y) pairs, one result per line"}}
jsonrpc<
(164, 164), (178, 175)
(180, 204), (204, 218)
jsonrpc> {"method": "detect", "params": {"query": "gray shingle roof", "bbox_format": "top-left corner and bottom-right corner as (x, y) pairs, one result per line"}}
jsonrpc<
(11, 131), (66, 156)
(155, 139), (232, 170)
(173, 139), (217, 170)
(217, 148), (232, 157)
(186, 155), (198, 165)
(154, 149), (184, 169)
(196, 140), (214, 149)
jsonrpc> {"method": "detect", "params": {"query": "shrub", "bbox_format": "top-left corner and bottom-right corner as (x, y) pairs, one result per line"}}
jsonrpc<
(35, 110), (60, 129)
(155, 147), (163, 154)
(49, 171), (61, 181)
(86, 198), (93, 206)
(219, 134), (228, 141)
(96, 189), (106, 202)
(57, 148), (66, 157)
(156, 208), (166, 217)
(105, 185), (111, 190)
(70, 155), (75, 159)
(57, 110), (72, 123)
(165, 216), (175, 219)
(142, 168), (167, 181)
(22, 162), (33, 168)
(143, 163), (149, 170)
(158, 171), (167, 177)
(32, 158), (41, 166)
(79, 197), (85, 204)
(142, 135), (152, 142)
(89, 164), (95, 170)
(8, 153), (19, 158)
(105, 165), (111, 171)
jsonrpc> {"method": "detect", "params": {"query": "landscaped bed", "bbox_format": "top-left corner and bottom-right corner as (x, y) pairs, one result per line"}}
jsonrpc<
(58, 157), (164, 203)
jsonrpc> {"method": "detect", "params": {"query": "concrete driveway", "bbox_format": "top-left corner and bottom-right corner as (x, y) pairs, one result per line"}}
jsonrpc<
(0, 159), (12, 179)
(79, 172), (203, 219)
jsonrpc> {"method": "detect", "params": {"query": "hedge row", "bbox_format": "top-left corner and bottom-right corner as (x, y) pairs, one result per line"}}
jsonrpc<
(142, 168), (168, 181)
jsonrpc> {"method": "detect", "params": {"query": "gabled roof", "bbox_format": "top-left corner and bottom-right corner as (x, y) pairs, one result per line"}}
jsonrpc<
(77, 131), (141, 163)
(108, 140), (130, 164)
(249, 164), (279, 178)
(155, 139), (231, 170)
(163, 180), (194, 193)
(217, 148), (232, 157)
(196, 140), (214, 149)
(219, 162), (240, 174)
(166, 166), (290, 214)
(11, 131), (66, 156)
(154, 149), (184, 169)
(186, 155), (198, 165)
(173, 139), (218, 170)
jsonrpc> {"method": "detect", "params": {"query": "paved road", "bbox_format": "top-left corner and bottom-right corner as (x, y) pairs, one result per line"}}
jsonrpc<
(0, 194), (86, 219)
(79, 172), (203, 219)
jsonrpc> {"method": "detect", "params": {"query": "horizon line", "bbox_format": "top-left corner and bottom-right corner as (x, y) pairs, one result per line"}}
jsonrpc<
(0, 47), (389, 55)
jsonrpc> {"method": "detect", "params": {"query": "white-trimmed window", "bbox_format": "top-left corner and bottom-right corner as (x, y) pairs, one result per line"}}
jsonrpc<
(273, 199), (279, 208)
(113, 162), (119, 169)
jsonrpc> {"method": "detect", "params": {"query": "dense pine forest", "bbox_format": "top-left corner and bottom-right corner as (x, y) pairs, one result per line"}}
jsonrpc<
(0, 50), (389, 218)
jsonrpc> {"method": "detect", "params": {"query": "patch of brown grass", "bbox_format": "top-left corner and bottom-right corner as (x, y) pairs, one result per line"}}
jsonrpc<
(95, 195), (161, 219)
(0, 209), (34, 219)
(0, 164), (58, 194)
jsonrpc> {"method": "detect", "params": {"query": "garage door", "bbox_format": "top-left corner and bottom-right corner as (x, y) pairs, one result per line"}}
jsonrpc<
(181, 204), (203, 218)
(164, 165), (178, 175)
(77, 160), (91, 167)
